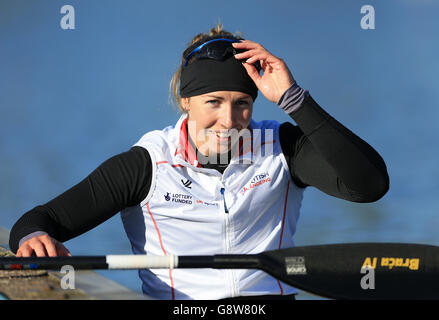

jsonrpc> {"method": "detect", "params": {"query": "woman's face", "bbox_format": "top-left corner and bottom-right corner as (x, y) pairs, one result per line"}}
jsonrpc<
(182, 91), (253, 157)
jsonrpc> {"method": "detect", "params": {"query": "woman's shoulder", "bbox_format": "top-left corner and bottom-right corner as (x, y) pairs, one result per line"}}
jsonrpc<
(132, 125), (179, 162)
(135, 123), (174, 144)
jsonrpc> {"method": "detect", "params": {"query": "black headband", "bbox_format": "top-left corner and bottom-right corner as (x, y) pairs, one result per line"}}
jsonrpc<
(179, 54), (258, 101)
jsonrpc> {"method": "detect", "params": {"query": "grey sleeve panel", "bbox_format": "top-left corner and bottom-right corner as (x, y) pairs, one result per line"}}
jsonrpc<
(277, 82), (310, 115)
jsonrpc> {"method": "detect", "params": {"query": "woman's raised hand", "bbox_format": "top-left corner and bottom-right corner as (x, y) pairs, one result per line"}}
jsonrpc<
(233, 40), (295, 104)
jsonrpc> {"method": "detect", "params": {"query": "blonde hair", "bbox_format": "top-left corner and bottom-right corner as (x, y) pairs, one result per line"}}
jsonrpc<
(169, 23), (244, 113)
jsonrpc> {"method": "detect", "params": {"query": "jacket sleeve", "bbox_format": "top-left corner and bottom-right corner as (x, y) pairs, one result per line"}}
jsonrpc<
(9, 146), (152, 253)
(279, 93), (389, 203)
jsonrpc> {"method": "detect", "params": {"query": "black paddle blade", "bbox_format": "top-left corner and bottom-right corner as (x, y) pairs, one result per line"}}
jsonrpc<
(258, 243), (439, 299)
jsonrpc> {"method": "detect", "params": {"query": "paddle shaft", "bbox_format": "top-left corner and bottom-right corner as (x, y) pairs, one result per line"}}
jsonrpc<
(0, 254), (260, 271)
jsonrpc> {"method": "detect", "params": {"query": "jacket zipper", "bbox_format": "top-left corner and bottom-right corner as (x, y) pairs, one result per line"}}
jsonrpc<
(220, 187), (229, 213)
(220, 184), (237, 297)
(220, 186), (230, 253)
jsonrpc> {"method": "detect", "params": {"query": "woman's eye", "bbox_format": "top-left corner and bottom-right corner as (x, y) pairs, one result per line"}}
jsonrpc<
(236, 100), (249, 107)
(206, 100), (218, 105)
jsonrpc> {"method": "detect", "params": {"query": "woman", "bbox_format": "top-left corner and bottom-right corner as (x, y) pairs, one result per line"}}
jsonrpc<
(9, 25), (389, 300)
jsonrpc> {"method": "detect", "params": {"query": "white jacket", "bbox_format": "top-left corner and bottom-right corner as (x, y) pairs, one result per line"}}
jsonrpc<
(121, 114), (304, 300)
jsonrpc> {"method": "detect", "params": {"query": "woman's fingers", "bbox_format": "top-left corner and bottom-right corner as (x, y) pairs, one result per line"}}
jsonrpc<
(16, 246), (30, 257)
(32, 241), (49, 257)
(234, 41), (277, 61)
(234, 48), (268, 65)
(241, 62), (262, 83)
(233, 41), (288, 72)
(17, 242), (45, 257)
(260, 60), (270, 72)
(41, 236), (58, 257)
(233, 39), (262, 50)
(234, 48), (262, 60)
(233, 40), (295, 103)
(246, 53), (276, 66)
(15, 234), (70, 257)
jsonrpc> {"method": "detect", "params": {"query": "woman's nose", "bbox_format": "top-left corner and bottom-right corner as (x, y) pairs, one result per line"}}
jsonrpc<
(219, 104), (235, 129)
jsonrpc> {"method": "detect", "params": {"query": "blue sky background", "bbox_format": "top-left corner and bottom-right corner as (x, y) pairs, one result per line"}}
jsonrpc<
(1, 0), (438, 299)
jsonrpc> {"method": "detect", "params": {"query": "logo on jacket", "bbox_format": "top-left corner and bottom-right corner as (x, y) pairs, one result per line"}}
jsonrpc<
(164, 192), (192, 205)
(181, 179), (192, 189)
(239, 172), (271, 196)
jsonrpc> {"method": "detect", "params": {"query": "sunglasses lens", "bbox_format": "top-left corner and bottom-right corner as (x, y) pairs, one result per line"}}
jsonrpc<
(185, 39), (261, 73)
(203, 41), (235, 59)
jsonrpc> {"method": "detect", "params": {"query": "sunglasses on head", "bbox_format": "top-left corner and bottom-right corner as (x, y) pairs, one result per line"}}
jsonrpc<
(183, 38), (262, 72)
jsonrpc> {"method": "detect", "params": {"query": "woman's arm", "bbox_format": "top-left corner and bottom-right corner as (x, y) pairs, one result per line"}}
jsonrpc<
(233, 40), (389, 202)
(9, 146), (152, 254)
(279, 85), (389, 202)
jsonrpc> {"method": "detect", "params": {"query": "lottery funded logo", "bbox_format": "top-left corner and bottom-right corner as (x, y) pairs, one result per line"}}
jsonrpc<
(164, 192), (192, 205)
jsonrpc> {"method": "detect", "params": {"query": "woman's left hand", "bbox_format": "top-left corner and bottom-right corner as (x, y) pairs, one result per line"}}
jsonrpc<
(233, 40), (295, 104)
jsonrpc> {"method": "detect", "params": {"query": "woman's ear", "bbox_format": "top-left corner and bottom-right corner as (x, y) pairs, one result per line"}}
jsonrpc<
(181, 97), (190, 112)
